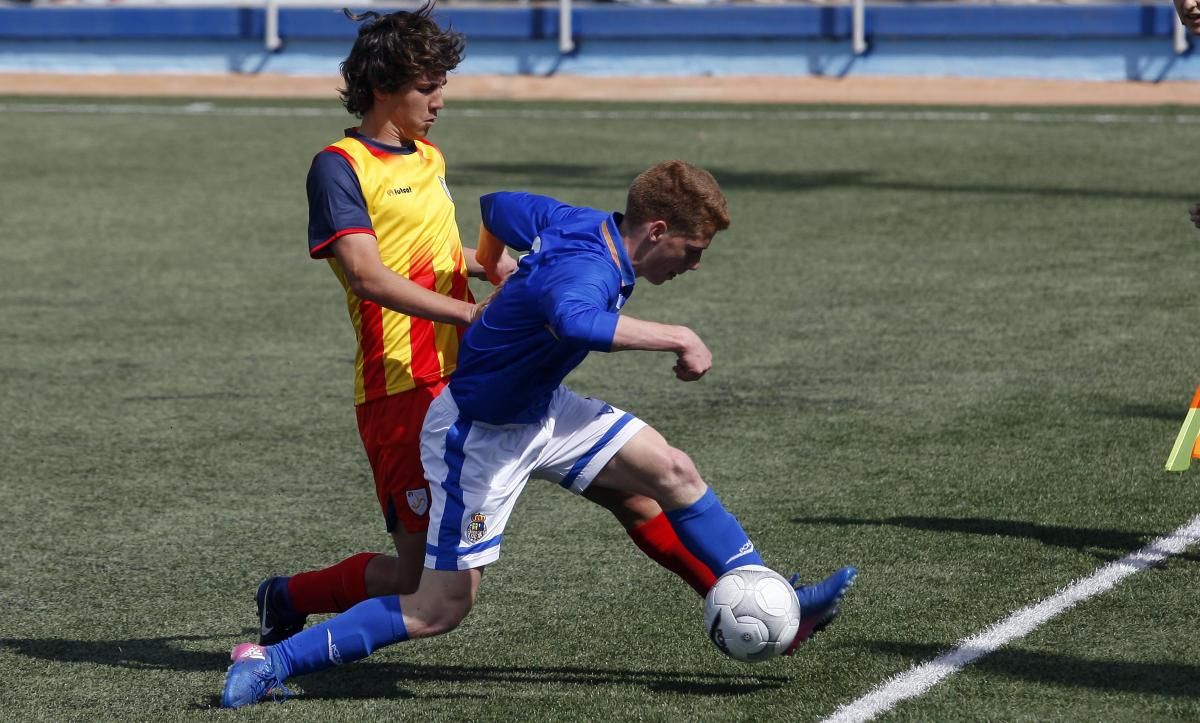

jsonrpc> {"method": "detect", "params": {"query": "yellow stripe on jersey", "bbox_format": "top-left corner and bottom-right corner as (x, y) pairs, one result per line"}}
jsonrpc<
(324, 135), (471, 405)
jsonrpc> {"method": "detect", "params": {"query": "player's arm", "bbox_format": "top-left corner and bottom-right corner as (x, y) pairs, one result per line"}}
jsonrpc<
(1189, 202), (1200, 229)
(538, 254), (710, 381)
(547, 289), (712, 382)
(463, 243), (517, 284)
(307, 149), (479, 326)
(332, 233), (478, 326)
(611, 316), (712, 382)
(475, 192), (585, 282)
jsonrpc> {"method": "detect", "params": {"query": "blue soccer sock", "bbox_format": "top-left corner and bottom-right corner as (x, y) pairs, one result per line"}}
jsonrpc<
(271, 595), (409, 679)
(664, 487), (765, 578)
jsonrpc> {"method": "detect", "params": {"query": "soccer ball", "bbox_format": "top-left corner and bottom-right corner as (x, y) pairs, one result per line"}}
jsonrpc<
(703, 565), (801, 663)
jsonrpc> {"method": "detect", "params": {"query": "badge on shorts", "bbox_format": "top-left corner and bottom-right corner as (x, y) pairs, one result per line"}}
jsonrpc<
(466, 512), (487, 542)
(406, 490), (429, 517)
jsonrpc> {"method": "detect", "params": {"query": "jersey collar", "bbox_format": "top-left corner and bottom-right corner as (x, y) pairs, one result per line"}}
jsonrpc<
(600, 213), (637, 293)
(345, 127), (418, 156)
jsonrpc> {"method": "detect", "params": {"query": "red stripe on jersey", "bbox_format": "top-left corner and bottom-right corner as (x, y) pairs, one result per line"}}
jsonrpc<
(359, 299), (388, 401)
(324, 145), (357, 169)
(351, 137), (394, 160)
(310, 227), (375, 259)
(449, 244), (471, 342)
(407, 250), (441, 384)
(416, 137), (441, 164)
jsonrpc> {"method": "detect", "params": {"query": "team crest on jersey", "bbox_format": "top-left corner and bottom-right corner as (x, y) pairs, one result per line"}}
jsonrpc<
(406, 489), (429, 516)
(466, 512), (487, 542)
(438, 175), (453, 202)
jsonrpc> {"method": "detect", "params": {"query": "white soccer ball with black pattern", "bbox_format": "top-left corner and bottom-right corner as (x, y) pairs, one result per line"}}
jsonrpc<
(703, 565), (801, 663)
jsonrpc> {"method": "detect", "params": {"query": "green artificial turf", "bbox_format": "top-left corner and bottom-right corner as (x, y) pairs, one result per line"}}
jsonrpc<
(1, 97), (1198, 721)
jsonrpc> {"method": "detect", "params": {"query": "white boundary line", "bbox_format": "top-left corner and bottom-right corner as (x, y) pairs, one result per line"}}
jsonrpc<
(4, 101), (1200, 126)
(823, 513), (1200, 723)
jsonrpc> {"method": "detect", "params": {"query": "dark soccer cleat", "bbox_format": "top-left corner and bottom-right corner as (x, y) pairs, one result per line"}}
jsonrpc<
(221, 643), (290, 709)
(256, 577), (307, 646)
(784, 565), (857, 655)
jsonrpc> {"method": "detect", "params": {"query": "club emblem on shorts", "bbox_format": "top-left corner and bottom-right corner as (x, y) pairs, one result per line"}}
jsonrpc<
(406, 489), (429, 517)
(466, 512), (487, 543)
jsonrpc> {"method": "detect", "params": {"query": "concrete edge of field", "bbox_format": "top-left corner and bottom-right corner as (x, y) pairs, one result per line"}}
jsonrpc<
(3, 73), (1199, 106)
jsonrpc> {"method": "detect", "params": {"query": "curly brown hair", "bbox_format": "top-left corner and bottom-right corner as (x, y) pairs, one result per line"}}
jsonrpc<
(624, 161), (731, 239)
(338, 2), (465, 118)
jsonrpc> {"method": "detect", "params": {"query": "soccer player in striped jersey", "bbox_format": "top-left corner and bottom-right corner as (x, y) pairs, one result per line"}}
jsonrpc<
(222, 160), (857, 708)
(249, 3), (718, 660)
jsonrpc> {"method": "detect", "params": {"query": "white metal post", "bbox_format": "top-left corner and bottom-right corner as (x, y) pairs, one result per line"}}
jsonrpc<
(266, 0), (282, 52)
(852, 0), (867, 56)
(560, 0), (575, 55)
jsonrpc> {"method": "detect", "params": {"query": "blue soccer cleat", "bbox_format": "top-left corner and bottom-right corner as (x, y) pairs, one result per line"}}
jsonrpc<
(257, 577), (307, 646)
(221, 643), (291, 709)
(785, 565), (857, 655)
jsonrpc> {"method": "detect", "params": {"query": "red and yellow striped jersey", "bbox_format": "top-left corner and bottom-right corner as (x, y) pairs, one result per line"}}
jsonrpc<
(307, 131), (472, 405)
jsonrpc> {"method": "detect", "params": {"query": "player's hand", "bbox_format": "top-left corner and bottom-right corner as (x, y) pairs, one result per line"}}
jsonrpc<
(489, 252), (519, 284)
(468, 302), (485, 326)
(467, 284), (505, 325)
(674, 329), (712, 381)
(1189, 202), (1200, 229)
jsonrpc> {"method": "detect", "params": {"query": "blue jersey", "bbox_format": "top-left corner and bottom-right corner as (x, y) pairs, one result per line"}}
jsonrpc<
(450, 192), (637, 425)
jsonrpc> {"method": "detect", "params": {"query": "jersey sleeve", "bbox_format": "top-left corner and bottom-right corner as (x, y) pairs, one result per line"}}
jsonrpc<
(536, 250), (622, 352)
(479, 192), (588, 253)
(307, 148), (374, 259)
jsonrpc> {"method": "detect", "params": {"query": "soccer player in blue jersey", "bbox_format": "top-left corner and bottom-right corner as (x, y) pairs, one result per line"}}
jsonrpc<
(222, 161), (856, 708)
(254, 2), (722, 652)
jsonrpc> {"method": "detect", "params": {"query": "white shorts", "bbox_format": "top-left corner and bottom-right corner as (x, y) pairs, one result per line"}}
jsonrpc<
(420, 385), (646, 571)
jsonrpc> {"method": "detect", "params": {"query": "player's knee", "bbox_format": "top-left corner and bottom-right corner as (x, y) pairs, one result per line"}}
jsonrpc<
(661, 446), (705, 499)
(423, 604), (469, 636)
(409, 593), (473, 638)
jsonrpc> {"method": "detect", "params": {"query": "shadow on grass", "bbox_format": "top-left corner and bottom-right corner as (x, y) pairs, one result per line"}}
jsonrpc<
(457, 162), (1195, 202)
(294, 659), (787, 701)
(792, 515), (1200, 563)
(2, 635), (786, 702)
(0, 634), (227, 671)
(863, 640), (1200, 699)
(1111, 402), (1189, 422)
(458, 162), (868, 194)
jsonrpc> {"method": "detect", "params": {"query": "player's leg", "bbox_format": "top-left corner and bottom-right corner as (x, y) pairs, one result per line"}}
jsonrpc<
(256, 386), (441, 645)
(588, 422), (856, 646)
(581, 486), (715, 596)
(362, 529), (425, 595)
(224, 389), (526, 708)
(591, 425), (765, 574)
(224, 569), (480, 709)
(359, 392), (442, 598)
